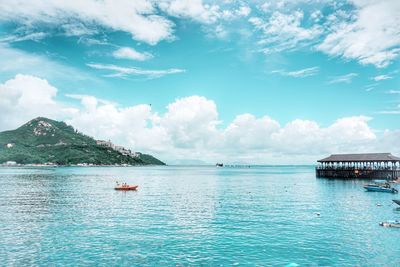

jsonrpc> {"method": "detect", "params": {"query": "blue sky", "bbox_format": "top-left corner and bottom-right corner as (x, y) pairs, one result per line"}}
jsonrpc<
(0, 0), (399, 164)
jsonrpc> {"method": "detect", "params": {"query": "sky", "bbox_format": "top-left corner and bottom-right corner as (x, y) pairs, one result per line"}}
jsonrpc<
(0, 0), (399, 164)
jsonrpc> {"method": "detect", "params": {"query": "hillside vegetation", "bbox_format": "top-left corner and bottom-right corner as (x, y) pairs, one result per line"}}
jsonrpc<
(0, 117), (165, 165)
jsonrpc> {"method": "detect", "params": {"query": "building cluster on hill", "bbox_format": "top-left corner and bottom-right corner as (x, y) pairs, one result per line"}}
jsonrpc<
(4, 143), (14, 148)
(0, 161), (57, 167)
(96, 140), (139, 158)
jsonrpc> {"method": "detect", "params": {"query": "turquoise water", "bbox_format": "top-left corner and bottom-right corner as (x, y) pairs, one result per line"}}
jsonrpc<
(0, 166), (399, 266)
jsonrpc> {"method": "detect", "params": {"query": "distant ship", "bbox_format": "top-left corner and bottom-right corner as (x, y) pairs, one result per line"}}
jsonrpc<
(216, 163), (223, 167)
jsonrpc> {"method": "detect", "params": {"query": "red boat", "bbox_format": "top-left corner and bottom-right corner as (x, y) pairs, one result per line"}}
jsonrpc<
(114, 184), (138, 191)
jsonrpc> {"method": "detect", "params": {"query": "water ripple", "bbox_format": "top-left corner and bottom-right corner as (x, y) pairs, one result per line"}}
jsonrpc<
(0, 166), (399, 266)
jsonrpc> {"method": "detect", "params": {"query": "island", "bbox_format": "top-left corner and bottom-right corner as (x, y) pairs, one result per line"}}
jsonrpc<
(0, 117), (165, 166)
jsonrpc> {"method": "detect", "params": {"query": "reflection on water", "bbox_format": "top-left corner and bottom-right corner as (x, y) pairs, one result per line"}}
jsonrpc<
(0, 166), (399, 266)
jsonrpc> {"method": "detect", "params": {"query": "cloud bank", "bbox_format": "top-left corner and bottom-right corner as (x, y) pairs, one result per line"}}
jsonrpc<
(0, 0), (251, 45)
(317, 0), (400, 68)
(0, 0), (173, 45)
(0, 1), (399, 68)
(1, 74), (399, 164)
(249, 0), (400, 68)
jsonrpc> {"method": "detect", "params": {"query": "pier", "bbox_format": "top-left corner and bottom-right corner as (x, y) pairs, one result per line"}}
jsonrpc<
(316, 153), (400, 179)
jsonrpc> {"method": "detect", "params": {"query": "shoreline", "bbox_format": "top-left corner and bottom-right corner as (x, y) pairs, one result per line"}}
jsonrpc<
(0, 164), (316, 168)
(0, 163), (164, 168)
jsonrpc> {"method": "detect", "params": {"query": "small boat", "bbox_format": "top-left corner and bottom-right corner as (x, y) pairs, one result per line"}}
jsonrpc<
(115, 185), (138, 191)
(114, 182), (138, 191)
(393, 199), (400, 206)
(379, 220), (400, 228)
(364, 185), (398, 193)
(363, 180), (398, 193)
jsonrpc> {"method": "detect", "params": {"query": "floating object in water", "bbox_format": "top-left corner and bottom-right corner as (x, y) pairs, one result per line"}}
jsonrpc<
(114, 183), (138, 191)
(364, 186), (398, 193)
(376, 203), (382, 207)
(363, 180), (398, 193)
(379, 220), (400, 228)
(393, 199), (400, 206)
(115, 185), (138, 191)
(316, 212), (321, 216)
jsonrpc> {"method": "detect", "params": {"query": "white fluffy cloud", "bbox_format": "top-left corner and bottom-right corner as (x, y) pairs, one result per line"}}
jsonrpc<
(2, 1), (397, 68)
(1, 74), (396, 164)
(159, 0), (251, 24)
(318, 0), (400, 68)
(159, 0), (221, 24)
(0, 0), (251, 45)
(161, 96), (220, 148)
(249, 11), (322, 53)
(113, 47), (153, 61)
(247, 0), (400, 68)
(65, 95), (381, 163)
(223, 114), (280, 150)
(0, 74), (70, 129)
(0, 0), (173, 45)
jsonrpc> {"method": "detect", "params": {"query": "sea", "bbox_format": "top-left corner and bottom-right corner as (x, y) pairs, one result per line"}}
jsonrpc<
(0, 165), (399, 266)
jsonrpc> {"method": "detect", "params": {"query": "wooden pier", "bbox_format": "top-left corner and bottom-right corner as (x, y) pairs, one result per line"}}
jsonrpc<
(316, 153), (400, 180)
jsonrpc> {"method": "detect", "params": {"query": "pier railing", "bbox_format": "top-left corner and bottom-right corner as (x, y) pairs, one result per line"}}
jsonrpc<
(316, 166), (400, 171)
(316, 166), (400, 179)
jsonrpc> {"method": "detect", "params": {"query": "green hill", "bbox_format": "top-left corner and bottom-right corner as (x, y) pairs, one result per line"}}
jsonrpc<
(0, 117), (165, 166)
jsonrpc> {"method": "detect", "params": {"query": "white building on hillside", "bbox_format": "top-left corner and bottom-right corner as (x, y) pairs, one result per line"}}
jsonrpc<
(96, 140), (114, 149)
(114, 145), (131, 156)
(97, 140), (138, 158)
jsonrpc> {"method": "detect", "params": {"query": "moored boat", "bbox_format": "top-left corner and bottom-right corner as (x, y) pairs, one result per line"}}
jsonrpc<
(393, 199), (400, 206)
(364, 185), (398, 193)
(379, 220), (400, 228)
(364, 180), (398, 193)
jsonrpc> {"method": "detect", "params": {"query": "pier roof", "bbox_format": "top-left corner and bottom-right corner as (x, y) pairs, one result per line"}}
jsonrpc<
(318, 153), (400, 162)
